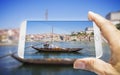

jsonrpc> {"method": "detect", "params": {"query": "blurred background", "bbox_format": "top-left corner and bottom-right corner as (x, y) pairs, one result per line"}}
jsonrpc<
(0, 0), (120, 75)
(0, 0), (120, 45)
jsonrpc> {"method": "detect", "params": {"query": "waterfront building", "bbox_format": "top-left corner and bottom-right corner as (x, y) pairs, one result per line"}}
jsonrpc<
(85, 27), (93, 34)
(106, 11), (120, 25)
(0, 28), (19, 43)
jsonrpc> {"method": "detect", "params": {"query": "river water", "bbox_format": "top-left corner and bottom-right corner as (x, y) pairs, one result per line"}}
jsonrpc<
(0, 41), (110, 75)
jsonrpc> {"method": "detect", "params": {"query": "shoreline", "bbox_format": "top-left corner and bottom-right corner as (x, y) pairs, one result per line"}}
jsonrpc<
(0, 43), (18, 46)
(0, 40), (94, 46)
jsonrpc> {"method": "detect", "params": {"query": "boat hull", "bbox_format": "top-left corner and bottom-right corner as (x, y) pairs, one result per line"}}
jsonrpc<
(32, 46), (82, 52)
(11, 54), (76, 65)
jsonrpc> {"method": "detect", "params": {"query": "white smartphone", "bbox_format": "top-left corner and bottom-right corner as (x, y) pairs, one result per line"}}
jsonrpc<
(17, 21), (103, 60)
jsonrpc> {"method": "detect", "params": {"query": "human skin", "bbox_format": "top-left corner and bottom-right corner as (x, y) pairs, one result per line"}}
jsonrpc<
(73, 11), (120, 75)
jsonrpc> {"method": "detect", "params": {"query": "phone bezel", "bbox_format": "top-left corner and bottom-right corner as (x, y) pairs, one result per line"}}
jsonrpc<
(18, 20), (103, 59)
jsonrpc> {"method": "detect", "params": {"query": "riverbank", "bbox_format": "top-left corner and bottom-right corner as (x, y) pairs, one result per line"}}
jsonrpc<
(0, 42), (18, 46)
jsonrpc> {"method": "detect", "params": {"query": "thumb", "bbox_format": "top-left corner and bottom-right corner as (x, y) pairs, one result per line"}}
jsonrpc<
(73, 58), (119, 75)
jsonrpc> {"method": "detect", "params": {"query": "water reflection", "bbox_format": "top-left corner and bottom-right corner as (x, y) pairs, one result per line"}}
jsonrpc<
(10, 65), (96, 75)
(0, 41), (110, 75)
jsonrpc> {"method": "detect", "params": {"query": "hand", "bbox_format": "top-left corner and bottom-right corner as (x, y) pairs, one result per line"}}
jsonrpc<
(73, 11), (120, 75)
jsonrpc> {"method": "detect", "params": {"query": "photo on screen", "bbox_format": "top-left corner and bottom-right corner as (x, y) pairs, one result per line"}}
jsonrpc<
(24, 21), (96, 59)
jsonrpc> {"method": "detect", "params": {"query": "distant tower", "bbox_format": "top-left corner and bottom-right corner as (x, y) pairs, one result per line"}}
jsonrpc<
(45, 9), (48, 20)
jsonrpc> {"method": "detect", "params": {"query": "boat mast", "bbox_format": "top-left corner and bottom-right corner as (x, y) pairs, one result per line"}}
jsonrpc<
(51, 25), (54, 44)
(45, 9), (48, 21)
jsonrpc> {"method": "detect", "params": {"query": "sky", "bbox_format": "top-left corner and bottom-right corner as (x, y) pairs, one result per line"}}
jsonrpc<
(27, 21), (92, 34)
(0, 0), (120, 29)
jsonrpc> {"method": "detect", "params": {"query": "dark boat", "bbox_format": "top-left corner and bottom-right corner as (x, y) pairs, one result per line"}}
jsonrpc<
(32, 46), (83, 52)
(11, 54), (76, 65)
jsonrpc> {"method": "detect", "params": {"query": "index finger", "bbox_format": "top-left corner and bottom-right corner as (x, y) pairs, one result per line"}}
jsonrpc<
(88, 11), (120, 49)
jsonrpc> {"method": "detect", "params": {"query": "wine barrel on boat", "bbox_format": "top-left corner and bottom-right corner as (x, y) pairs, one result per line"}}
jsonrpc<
(11, 54), (76, 65)
(32, 46), (83, 52)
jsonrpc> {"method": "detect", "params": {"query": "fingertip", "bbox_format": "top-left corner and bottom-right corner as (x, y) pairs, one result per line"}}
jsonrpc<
(73, 59), (86, 69)
(88, 11), (95, 15)
(88, 11), (95, 21)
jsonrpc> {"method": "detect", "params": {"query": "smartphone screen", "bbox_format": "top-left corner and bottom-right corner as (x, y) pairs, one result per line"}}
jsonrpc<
(24, 21), (96, 59)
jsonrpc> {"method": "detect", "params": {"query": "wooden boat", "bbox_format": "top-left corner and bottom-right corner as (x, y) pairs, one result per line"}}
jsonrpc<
(32, 46), (83, 52)
(11, 54), (76, 65)
(30, 26), (83, 53)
